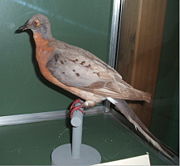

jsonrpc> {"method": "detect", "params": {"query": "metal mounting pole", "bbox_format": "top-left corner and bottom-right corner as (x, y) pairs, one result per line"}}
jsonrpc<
(51, 102), (101, 166)
(105, 0), (124, 112)
(71, 110), (83, 159)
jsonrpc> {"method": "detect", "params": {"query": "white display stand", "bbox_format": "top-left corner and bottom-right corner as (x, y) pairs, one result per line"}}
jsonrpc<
(51, 107), (101, 166)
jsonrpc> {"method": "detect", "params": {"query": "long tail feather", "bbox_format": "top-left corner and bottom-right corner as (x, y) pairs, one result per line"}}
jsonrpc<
(107, 97), (177, 161)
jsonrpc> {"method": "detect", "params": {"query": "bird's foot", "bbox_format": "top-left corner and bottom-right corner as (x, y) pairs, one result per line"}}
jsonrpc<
(83, 100), (96, 107)
(69, 99), (84, 118)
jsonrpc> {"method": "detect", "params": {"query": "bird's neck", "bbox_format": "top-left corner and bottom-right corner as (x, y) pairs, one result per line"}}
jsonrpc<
(33, 32), (48, 47)
(33, 32), (52, 46)
(33, 32), (54, 63)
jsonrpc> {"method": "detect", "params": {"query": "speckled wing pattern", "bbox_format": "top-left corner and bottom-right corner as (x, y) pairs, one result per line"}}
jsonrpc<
(47, 41), (149, 101)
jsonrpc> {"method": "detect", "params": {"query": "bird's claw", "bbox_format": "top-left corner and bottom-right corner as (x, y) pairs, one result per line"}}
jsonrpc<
(69, 99), (84, 118)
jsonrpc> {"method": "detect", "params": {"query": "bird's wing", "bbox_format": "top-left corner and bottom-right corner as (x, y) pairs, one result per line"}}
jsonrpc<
(47, 47), (126, 89)
(47, 41), (150, 102)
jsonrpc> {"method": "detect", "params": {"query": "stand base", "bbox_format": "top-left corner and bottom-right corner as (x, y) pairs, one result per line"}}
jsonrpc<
(51, 144), (101, 166)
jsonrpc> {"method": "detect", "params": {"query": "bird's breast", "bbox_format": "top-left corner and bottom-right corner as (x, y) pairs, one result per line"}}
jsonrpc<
(33, 32), (54, 79)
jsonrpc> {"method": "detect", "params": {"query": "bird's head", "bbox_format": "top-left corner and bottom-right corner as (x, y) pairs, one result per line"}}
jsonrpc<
(17, 14), (52, 39)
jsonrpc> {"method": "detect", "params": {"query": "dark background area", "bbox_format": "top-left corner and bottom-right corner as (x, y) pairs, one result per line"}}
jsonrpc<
(151, 0), (179, 154)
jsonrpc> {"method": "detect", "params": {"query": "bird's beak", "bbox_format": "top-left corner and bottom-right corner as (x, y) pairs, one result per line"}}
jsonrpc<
(17, 22), (29, 32)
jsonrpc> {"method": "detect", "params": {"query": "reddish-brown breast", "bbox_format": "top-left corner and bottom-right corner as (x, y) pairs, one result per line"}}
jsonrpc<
(32, 32), (103, 102)
(33, 32), (55, 82)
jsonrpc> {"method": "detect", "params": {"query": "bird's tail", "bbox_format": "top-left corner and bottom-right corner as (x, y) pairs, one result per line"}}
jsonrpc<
(107, 97), (177, 161)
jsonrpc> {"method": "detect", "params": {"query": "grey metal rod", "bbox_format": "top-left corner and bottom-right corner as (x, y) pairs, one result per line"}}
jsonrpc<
(108, 0), (121, 68)
(70, 110), (83, 159)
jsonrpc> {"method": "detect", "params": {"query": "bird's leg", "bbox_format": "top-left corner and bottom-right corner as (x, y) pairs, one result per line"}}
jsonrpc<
(83, 100), (97, 107)
(69, 99), (84, 118)
(69, 99), (97, 117)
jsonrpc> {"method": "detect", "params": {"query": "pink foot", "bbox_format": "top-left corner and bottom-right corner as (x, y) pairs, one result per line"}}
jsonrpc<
(69, 99), (84, 118)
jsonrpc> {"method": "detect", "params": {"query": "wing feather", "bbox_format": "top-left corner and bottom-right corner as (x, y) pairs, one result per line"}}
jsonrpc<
(47, 40), (148, 100)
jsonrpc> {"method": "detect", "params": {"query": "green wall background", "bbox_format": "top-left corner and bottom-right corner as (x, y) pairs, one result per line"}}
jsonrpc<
(1, 0), (178, 155)
(151, 0), (179, 153)
(0, 0), (112, 116)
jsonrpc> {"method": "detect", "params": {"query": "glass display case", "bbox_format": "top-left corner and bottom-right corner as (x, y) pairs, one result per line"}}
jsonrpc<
(0, 0), (178, 165)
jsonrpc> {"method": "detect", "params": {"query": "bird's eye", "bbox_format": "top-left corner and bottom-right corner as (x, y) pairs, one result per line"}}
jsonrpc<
(33, 19), (41, 27)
